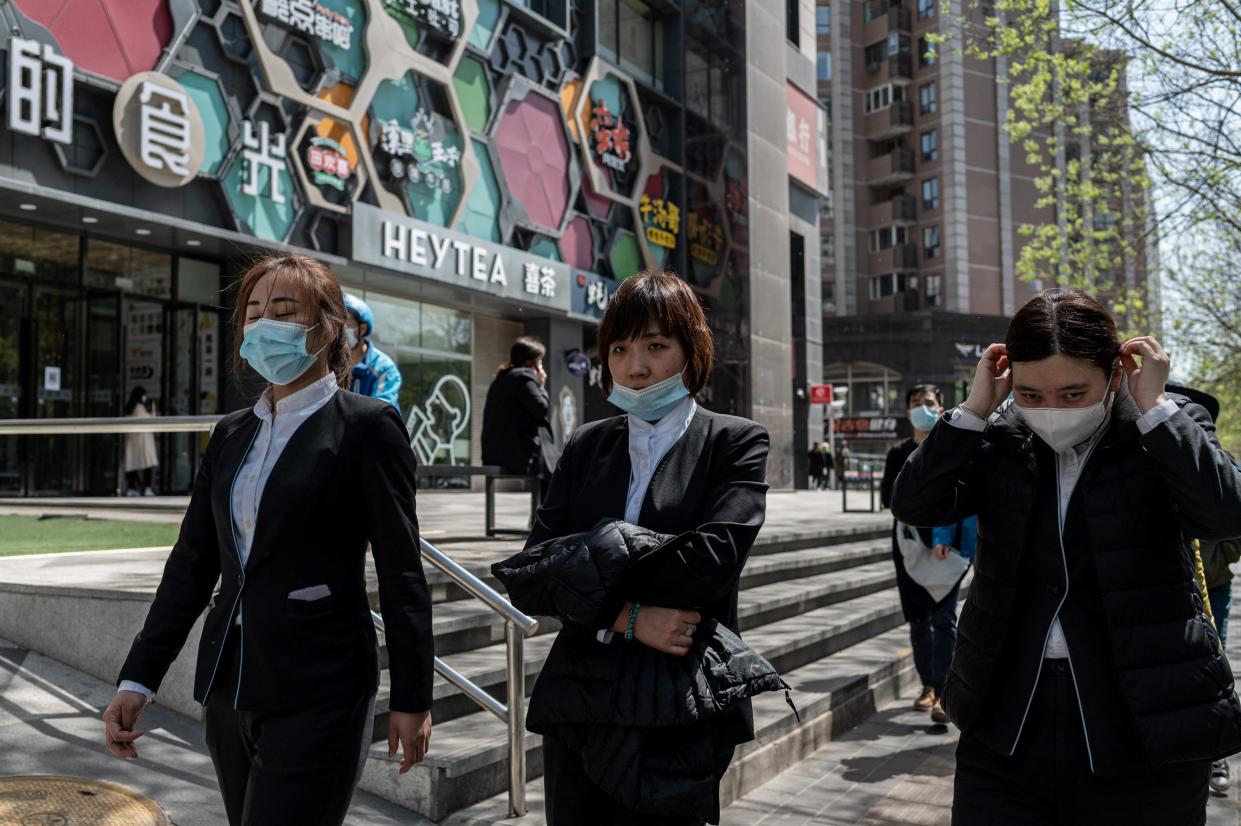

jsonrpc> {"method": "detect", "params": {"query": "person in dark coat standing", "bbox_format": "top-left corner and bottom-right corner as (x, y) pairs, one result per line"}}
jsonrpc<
(499, 270), (770, 826)
(808, 441), (825, 489)
(481, 336), (558, 494)
(891, 288), (1241, 825)
(881, 383), (970, 723)
(102, 254), (435, 826)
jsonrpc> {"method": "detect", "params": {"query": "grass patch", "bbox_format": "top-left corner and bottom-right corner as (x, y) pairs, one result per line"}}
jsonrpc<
(0, 515), (179, 556)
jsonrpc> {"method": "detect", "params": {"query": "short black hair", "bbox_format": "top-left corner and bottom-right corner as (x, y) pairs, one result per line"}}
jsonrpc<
(906, 384), (943, 408)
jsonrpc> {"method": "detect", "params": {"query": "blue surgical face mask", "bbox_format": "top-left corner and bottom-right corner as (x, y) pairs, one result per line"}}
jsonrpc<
(910, 404), (940, 432)
(240, 319), (325, 386)
(345, 326), (359, 349)
(608, 365), (690, 421)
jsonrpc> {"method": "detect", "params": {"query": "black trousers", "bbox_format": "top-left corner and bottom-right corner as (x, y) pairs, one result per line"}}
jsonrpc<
(543, 735), (717, 826)
(953, 658), (1210, 826)
(203, 632), (376, 826)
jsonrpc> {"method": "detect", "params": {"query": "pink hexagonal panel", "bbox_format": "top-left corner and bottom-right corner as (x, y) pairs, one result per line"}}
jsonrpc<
(560, 216), (593, 271)
(495, 92), (572, 233)
(15, 0), (173, 83)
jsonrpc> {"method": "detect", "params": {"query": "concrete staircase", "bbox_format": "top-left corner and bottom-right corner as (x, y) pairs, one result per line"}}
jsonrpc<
(358, 519), (921, 822)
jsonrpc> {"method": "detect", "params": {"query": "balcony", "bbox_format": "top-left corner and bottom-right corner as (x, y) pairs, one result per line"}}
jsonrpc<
(865, 146), (916, 186)
(868, 193), (917, 226)
(865, 53), (913, 84)
(863, 100), (914, 140)
(863, 3), (912, 41)
(872, 242), (918, 271)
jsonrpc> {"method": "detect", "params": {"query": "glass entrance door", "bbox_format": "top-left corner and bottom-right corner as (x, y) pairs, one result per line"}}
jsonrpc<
(0, 280), (25, 494)
(33, 287), (81, 493)
(85, 293), (121, 494)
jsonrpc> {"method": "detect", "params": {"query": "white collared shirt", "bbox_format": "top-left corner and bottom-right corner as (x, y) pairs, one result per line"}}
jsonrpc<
(948, 397), (1178, 658)
(598, 394), (698, 643)
(118, 373), (339, 702)
(232, 372), (339, 567)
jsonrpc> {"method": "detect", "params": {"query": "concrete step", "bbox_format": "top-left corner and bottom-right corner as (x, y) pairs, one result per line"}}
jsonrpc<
(359, 584), (911, 820)
(376, 556), (899, 728)
(381, 538), (890, 660)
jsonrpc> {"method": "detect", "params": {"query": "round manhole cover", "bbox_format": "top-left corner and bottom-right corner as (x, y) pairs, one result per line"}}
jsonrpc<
(0, 776), (169, 825)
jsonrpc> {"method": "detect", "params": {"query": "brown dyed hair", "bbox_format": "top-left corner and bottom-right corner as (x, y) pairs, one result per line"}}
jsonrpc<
(231, 253), (352, 386)
(1005, 288), (1121, 376)
(495, 336), (546, 377)
(596, 270), (713, 395)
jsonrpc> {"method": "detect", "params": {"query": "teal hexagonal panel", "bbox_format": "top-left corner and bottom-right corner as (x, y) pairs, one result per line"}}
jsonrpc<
(319, 0), (368, 81)
(468, 0), (501, 50)
(222, 142), (298, 243)
(529, 235), (561, 261)
(179, 71), (229, 177)
(457, 139), (501, 243)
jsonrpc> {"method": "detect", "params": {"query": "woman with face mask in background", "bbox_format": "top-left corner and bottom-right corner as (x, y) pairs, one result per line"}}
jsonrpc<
(103, 254), (435, 825)
(881, 384), (976, 725)
(491, 270), (781, 825)
(891, 288), (1241, 825)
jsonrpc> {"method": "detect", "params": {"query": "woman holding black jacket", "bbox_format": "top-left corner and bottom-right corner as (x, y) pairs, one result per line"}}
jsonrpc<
(493, 270), (780, 826)
(891, 288), (1241, 825)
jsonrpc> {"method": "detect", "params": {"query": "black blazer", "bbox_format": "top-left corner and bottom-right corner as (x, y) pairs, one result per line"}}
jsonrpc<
(480, 367), (558, 479)
(528, 406), (769, 640)
(117, 391), (434, 714)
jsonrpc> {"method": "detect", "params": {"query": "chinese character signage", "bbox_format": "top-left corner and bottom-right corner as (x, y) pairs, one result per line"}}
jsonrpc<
(688, 211), (723, 266)
(382, 0), (463, 40)
(571, 270), (618, 320)
(640, 193), (679, 250)
(589, 99), (631, 174)
(786, 83), (820, 189)
(307, 136), (351, 190)
(377, 111), (461, 193)
(241, 120), (289, 203)
(7, 37), (73, 145)
(113, 72), (206, 188)
(834, 416), (900, 440)
(257, 0), (354, 49)
(352, 203), (571, 312)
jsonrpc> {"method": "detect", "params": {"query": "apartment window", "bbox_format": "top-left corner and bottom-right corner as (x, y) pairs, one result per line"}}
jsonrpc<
(870, 273), (897, 300)
(922, 177), (940, 210)
(868, 225), (909, 252)
(864, 85), (892, 113)
(918, 0), (936, 19)
(918, 35), (936, 67)
(817, 5), (831, 35)
(924, 225), (941, 258)
(819, 95), (833, 118)
(597, 0), (666, 91)
(921, 129), (938, 161)
(926, 273), (942, 306)
(817, 52), (832, 81)
(887, 33), (911, 55)
(787, 0), (800, 46)
(919, 81), (937, 114)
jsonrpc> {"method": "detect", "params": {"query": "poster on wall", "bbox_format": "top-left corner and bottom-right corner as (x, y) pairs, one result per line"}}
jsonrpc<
(125, 300), (164, 402)
(198, 312), (220, 414)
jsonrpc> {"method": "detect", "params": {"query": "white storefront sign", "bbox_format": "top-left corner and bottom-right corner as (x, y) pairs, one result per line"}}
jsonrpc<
(352, 203), (570, 312)
(257, 0), (354, 50)
(7, 37), (74, 145)
(113, 72), (206, 187)
(241, 120), (289, 203)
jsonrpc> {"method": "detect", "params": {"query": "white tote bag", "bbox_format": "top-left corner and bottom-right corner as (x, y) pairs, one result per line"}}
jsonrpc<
(895, 521), (970, 603)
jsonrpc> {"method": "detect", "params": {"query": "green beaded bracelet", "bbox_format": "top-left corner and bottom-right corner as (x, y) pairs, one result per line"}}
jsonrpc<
(624, 602), (642, 642)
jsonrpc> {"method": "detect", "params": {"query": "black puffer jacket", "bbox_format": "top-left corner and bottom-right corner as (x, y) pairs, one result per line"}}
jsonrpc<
(892, 393), (1241, 772)
(493, 520), (789, 822)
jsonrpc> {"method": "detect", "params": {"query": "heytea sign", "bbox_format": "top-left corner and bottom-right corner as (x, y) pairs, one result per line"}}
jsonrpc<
(352, 203), (570, 312)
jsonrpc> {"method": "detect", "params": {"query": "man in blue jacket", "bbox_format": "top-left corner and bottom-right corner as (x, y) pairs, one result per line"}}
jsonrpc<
(344, 294), (402, 414)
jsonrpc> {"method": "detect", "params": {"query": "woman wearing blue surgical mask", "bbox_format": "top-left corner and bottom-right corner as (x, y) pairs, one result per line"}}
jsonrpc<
(880, 384), (975, 725)
(497, 270), (772, 825)
(103, 254), (435, 826)
(891, 288), (1241, 825)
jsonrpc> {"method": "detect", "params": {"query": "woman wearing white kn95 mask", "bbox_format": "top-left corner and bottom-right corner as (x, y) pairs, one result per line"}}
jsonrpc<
(890, 287), (1241, 825)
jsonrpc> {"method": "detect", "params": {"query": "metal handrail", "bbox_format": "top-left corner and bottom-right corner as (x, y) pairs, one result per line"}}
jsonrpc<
(0, 417), (539, 817)
(373, 536), (538, 817)
(0, 415), (223, 435)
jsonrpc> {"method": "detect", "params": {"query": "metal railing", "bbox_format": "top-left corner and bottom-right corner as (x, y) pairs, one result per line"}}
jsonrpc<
(0, 415), (222, 435)
(0, 417), (541, 817)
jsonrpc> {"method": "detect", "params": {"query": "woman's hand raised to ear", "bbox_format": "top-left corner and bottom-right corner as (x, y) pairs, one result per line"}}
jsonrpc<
(1121, 337), (1170, 414)
(961, 343), (1012, 420)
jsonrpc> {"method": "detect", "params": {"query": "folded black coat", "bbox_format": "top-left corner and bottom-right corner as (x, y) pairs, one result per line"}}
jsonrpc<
(493, 519), (790, 823)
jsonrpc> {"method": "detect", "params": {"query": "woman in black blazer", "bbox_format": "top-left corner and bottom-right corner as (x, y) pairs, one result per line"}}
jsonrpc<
(102, 254), (435, 826)
(518, 271), (770, 825)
